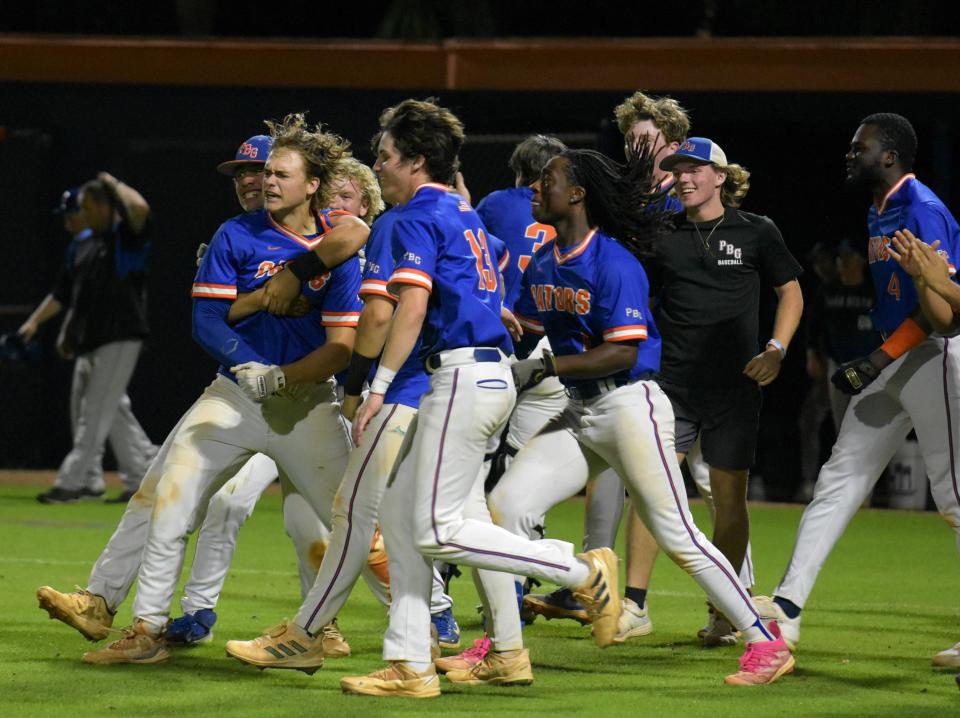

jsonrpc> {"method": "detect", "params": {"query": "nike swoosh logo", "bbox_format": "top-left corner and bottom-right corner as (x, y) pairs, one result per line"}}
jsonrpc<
(267, 245), (282, 250)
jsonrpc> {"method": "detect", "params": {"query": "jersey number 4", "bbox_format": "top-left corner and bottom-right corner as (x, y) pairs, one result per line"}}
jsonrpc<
(887, 272), (901, 301)
(465, 228), (498, 292)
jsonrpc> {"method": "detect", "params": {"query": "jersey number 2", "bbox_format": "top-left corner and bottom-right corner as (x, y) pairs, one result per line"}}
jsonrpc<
(465, 228), (498, 292)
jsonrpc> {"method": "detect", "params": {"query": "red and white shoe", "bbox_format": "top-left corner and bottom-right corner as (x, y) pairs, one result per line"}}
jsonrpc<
(724, 621), (795, 686)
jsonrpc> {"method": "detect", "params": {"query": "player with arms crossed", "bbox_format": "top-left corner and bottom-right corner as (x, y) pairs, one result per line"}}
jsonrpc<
(38, 114), (369, 665)
(763, 113), (960, 661)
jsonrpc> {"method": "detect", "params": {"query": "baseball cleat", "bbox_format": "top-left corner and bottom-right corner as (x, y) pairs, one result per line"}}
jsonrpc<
(435, 635), (490, 674)
(752, 595), (799, 650)
(932, 641), (960, 668)
(523, 587), (591, 625)
(224, 622), (325, 674)
(82, 620), (169, 665)
(340, 662), (441, 698)
(698, 603), (738, 647)
(164, 609), (217, 646)
(36, 487), (81, 504)
(612, 597), (653, 644)
(431, 607), (461, 649)
(445, 647), (534, 686)
(37, 586), (114, 641)
(574, 548), (621, 648)
(724, 621), (795, 686)
(78, 487), (105, 501)
(319, 619), (351, 658)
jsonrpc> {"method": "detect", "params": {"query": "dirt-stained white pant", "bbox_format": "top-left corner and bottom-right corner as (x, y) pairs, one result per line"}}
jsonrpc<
(87, 374), (352, 634)
(488, 379), (762, 634)
(775, 336), (960, 607)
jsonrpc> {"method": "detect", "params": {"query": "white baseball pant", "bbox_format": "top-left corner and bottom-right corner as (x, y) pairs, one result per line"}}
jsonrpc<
(776, 336), (960, 607)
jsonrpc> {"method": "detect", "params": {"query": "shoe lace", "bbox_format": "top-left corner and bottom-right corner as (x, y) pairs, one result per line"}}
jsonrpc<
(461, 636), (491, 661)
(322, 622), (343, 641)
(738, 640), (782, 673)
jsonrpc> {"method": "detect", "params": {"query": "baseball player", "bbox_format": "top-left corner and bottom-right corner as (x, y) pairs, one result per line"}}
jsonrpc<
(165, 146), (390, 648)
(335, 100), (621, 699)
(37, 114), (370, 665)
(762, 113), (960, 662)
(22, 177), (158, 504)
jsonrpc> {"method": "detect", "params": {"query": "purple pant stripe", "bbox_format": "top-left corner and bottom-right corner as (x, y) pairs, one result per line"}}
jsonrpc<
(642, 383), (758, 620)
(428, 367), (570, 574)
(943, 338), (959, 506)
(303, 403), (399, 631)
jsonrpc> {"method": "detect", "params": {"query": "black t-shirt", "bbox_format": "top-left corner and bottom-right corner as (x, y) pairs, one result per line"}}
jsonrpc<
(651, 207), (802, 386)
(807, 277), (880, 364)
(51, 218), (150, 355)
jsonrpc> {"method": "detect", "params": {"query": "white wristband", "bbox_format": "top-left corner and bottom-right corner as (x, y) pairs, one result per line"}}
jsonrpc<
(370, 366), (396, 395)
(766, 338), (786, 359)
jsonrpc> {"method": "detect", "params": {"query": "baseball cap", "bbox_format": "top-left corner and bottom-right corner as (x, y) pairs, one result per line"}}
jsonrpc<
(53, 187), (81, 214)
(659, 137), (729, 172)
(216, 134), (273, 175)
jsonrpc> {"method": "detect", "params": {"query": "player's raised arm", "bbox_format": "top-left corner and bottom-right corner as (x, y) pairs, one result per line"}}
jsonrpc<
(98, 172), (150, 234)
(262, 213), (369, 315)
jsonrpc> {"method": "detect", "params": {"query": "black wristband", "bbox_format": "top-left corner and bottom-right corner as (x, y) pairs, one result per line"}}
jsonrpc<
(344, 352), (377, 396)
(286, 251), (328, 281)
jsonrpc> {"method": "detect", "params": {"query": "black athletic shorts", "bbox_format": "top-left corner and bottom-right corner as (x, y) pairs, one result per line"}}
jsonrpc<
(657, 377), (762, 471)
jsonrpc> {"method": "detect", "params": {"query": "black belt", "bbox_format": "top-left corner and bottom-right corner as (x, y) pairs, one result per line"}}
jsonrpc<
(426, 347), (503, 372)
(565, 372), (653, 401)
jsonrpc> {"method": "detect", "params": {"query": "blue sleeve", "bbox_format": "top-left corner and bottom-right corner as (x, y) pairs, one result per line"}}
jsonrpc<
(593, 248), (651, 344)
(191, 299), (270, 367)
(909, 203), (960, 274)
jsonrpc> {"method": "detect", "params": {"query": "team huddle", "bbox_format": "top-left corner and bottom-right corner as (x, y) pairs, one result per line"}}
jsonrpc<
(33, 92), (960, 697)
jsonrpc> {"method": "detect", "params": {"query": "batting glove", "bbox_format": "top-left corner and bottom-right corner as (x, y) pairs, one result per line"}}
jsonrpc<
(830, 356), (881, 396)
(511, 349), (558, 393)
(196, 242), (208, 268)
(231, 361), (286, 402)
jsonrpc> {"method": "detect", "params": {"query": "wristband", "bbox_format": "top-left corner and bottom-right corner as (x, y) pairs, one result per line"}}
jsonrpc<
(286, 251), (328, 281)
(878, 318), (927, 360)
(370, 366), (396, 395)
(766, 338), (786, 359)
(344, 352), (377, 396)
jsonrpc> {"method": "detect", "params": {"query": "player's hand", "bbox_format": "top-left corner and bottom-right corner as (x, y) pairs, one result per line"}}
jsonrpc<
(830, 356), (881, 396)
(500, 306), (523, 343)
(262, 267), (301, 315)
(511, 349), (558, 393)
(743, 346), (782, 386)
(17, 320), (38, 343)
(889, 230), (951, 292)
(352, 392), (385, 446)
(55, 312), (76, 361)
(231, 361), (286, 402)
(341, 393), (362, 422)
(195, 242), (208, 268)
(454, 172), (472, 206)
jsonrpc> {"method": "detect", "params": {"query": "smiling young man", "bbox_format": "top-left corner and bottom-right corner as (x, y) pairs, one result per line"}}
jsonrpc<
(764, 114), (960, 665)
(652, 137), (803, 643)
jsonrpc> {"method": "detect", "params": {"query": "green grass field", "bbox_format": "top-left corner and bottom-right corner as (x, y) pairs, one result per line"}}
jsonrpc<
(2, 479), (958, 717)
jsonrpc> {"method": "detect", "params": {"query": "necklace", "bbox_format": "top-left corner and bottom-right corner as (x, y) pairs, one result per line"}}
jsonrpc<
(693, 215), (725, 256)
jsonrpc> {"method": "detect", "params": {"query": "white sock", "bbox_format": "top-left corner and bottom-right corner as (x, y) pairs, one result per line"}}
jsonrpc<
(403, 660), (433, 673)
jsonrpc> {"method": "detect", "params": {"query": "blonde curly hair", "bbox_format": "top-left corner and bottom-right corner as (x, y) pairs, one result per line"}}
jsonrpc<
(264, 113), (350, 202)
(322, 158), (384, 226)
(614, 91), (691, 145)
(717, 163), (750, 208)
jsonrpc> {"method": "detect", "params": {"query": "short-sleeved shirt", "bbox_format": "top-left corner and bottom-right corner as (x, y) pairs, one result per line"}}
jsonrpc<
(652, 207), (802, 387)
(387, 183), (511, 359)
(807, 277), (881, 363)
(360, 209), (431, 408)
(476, 186), (557, 311)
(865, 174), (960, 335)
(51, 218), (151, 355)
(514, 228), (659, 391)
(192, 208), (361, 380)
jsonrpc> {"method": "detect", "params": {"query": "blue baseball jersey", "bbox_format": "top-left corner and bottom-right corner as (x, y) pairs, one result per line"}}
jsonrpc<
(866, 174), (960, 334)
(656, 175), (684, 214)
(360, 209), (430, 409)
(192, 208), (361, 380)
(387, 183), (511, 358)
(476, 186), (557, 311)
(514, 228), (660, 389)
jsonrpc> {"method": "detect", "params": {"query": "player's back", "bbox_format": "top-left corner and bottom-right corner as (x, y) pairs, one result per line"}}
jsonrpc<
(390, 184), (510, 358)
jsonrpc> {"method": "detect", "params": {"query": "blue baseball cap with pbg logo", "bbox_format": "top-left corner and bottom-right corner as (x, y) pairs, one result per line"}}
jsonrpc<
(217, 134), (274, 175)
(659, 137), (729, 172)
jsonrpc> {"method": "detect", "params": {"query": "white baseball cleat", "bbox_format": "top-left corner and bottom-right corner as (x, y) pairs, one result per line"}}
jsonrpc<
(933, 641), (960, 668)
(612, 597), (653, 644)
(752, 596), (799, 651)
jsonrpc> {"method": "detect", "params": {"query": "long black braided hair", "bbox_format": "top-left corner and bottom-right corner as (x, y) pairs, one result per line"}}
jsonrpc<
(560, 141), (675, 260)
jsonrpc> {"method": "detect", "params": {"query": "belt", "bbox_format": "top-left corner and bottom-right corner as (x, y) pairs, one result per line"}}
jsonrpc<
(426, 347), (503, 373)
(565, 372), (653, 401)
